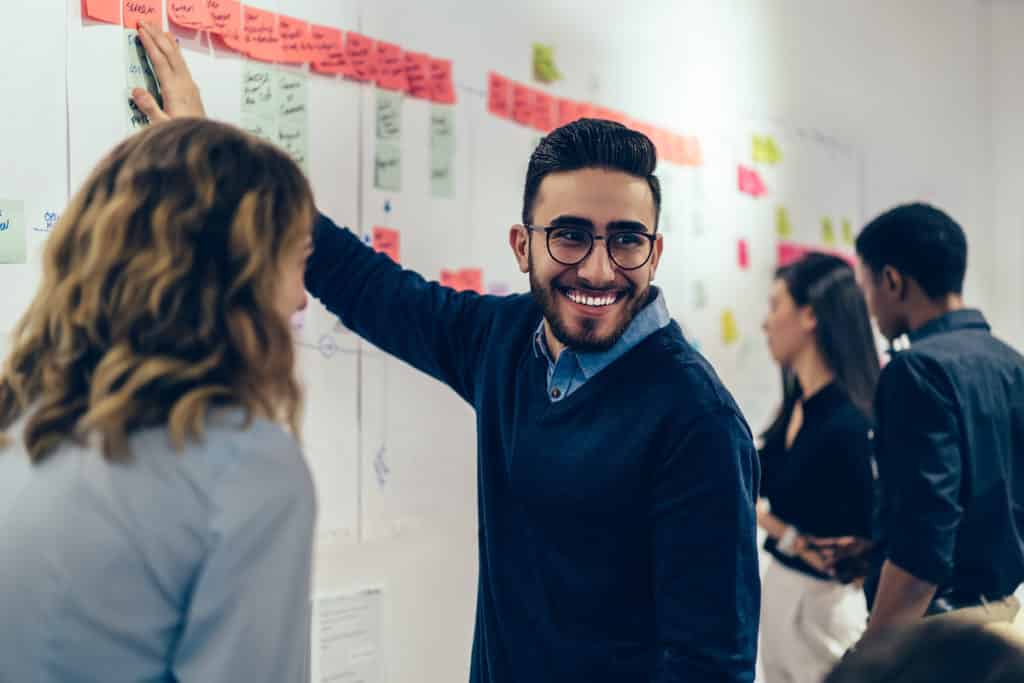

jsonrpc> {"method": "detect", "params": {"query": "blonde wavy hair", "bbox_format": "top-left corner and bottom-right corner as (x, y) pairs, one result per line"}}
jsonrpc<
(0, 119), (313, 461)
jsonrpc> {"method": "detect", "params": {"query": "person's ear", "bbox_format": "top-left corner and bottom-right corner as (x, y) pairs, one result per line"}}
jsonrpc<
(509, 224), (530, 273)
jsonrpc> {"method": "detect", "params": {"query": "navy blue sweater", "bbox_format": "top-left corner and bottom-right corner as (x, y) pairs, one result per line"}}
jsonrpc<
(306, 214), (761, 682)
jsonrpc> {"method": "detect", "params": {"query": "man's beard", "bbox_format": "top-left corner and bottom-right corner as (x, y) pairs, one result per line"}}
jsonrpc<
(528, 255), (650, 353)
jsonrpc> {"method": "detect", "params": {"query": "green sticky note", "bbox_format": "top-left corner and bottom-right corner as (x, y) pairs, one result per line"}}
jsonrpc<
(752, 135), (782, 164)
(376, 89), (403, 143)
(0, 200), (27, 264)
(431, 154), (455, 198)
(532, 43), (562, 84)
(375, 142), (401, 191)
(125, 30), (161, 131)
(279, 118), (308, 173)
(775, 206), (793, 239)
(277, 72), (309, 172)
(277, 70), (308, 118)
(841, 218), (854, 245)
(430, 105), (455, 157)
(240, 112), (278, 144)
(242, 63), (277, 122)
(821, 217), (836, 246)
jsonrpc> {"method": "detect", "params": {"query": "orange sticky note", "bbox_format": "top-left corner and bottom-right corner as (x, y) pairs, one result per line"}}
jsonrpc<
(376, 41), (408, 92)
(576, 102), (596, 120)
(309, 26), (346, 75)
(556, 99), (581, 128)
(511, 83), (533, 126)
(372, 227), (400, 263)
(207, 0), (240, 40)
(241, 7), (279, 62)
(429, 58), (456, 104)
(593, 107), (617, 122)
(345, 32), (377, 82)
(84, 0), (120, 24)
(532, 92), (555, 132)
(123, 0), (159, 28)
(683, 135), (700, 164)
(277, 15), (312, 64)
(405, 52), (432, 100)
(167, 0), (211, 30)
(487, 72), (511, 118)
(458, 268), (484, 294)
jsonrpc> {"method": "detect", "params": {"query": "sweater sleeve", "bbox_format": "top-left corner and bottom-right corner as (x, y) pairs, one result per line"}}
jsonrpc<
(651, 407), (761, 683)
(304, 212), (503, 404)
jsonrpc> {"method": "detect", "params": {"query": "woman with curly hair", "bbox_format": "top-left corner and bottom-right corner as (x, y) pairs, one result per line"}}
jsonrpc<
(0, 118), (316, 682)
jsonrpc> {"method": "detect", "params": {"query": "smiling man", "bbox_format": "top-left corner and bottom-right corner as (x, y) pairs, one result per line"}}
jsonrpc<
(310, 121), (762, 683)
(129, 39), (760, 680)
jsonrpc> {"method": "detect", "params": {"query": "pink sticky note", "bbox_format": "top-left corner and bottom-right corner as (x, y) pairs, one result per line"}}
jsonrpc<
(593, 107), (618, 122)
(123, 0), (159, 28)
(487, 72), (511, 118)
(207, 0), (240, 41)
(576, 102), (596, 120)
(376, 41), (409, 92)
(458, 269), (484, 294)
(532, 92), (555, 132)
(738, 165), (766, 197)
(167, 0), (211, 30)
(511, 83), (533, 126)
(405, 52), (432, 99)
(84, 0), (120, 24)
(440, 269), (459, 289)
(345, 32), (377, 82)
(556, 99), (580, 128)
(738, 239), (750, 270)
(241, 7), (279, 62)
(429, 58), (456, 104)
(309, 25), (345, 74)
(277, 15), (312, 64)
(372, 227), (401, 263)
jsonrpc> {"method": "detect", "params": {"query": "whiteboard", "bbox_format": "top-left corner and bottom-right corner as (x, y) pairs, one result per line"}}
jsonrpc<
(1, 2), (863, 680)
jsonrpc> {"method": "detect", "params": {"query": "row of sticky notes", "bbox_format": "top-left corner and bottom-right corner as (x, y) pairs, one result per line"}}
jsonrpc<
(83, 1), (456, 103)
(441, 268), (483, 293)
(486, 72), (702, 167)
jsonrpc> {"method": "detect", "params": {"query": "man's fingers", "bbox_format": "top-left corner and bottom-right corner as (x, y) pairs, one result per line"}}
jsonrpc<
(132, 89), (170, 124)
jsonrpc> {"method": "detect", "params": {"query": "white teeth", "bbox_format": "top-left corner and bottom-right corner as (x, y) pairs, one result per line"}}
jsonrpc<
(567, 290), (617, 307)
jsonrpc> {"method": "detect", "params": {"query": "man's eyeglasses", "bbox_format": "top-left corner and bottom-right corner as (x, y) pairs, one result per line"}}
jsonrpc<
(524, 225), (657, 271)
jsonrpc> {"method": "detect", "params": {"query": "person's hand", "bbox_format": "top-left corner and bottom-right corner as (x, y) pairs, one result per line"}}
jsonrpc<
(131, 21), (206, 122)
(805, 535), (875, 582)
(796, 541), (835, 576)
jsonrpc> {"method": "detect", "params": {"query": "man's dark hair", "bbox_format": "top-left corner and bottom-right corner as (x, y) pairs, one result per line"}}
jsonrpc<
(522, 119), (661, 229)
(855, 203), (967, 298)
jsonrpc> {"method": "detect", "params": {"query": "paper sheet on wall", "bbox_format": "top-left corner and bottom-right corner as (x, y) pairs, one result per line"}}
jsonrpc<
(241, 62), (278, 143)
(374, 89), (403, 191)
(430, 105), (455, 198)
(125, 29), (161, 130)
(311, 588), (384, 683)
(277, 70), (309, 172)
(0, 200), (27, 265)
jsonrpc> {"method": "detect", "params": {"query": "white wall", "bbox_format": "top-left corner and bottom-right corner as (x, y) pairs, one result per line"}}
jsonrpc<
(311, 2), (1022, 680)
(986, 0), (1024, 344)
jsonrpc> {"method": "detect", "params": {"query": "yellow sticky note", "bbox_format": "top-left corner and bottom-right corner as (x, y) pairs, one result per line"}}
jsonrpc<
(532, 44), (562, 84)
(841, 218), (854, 245)
(775, 206), (793, 239)
(753, 135), (782, 164)
(721, 309), (739, 345)
(821, 217), (836, 246)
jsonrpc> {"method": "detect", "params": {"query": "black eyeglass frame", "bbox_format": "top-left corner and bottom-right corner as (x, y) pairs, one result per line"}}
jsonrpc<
(523, 224), (658, 271)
